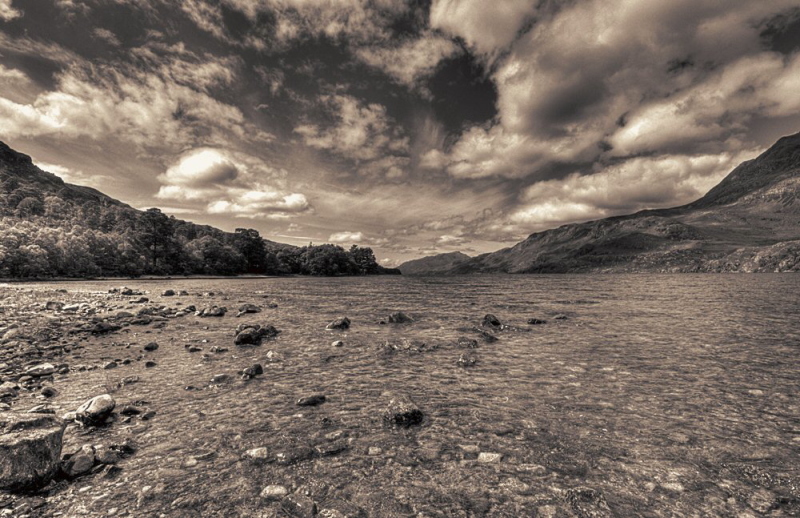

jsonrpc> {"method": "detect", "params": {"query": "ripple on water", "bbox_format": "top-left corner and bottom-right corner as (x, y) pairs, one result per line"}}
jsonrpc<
(5, 273), (800, 517)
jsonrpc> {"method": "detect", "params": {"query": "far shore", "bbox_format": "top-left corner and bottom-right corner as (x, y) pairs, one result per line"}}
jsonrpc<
(0, 274), (284, 284)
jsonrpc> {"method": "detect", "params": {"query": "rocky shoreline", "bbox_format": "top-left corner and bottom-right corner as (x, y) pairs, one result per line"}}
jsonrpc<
(1, 280), (798, 517)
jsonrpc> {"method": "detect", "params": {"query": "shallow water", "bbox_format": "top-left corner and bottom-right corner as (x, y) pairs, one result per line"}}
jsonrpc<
(4, 274), (800, 517)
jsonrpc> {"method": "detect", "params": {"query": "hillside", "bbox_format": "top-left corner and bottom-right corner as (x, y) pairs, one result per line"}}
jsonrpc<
(398, 251), (471, 275)
(418, 132), (800, 274)
(0, 141), (398, 278)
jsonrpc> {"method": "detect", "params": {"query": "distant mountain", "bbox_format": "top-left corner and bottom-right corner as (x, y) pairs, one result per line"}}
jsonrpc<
(0, 141), (398, 278)
(440, 131), (800, 274)
(398, 251), (471, 275)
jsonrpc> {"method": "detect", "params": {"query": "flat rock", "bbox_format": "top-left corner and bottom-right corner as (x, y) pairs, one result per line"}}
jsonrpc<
(197, 306), (227, 317)
(25, 363), (55, 377)
(0, 412), (66, 491)
(297, 394), (326, 407)
(236, 304), (261, 317)
(326, 317), (351, 330)
(211, 374), (231, 384)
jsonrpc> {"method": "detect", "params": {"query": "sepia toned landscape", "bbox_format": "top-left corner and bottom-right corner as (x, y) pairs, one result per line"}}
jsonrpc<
(2, 1), (800, 517)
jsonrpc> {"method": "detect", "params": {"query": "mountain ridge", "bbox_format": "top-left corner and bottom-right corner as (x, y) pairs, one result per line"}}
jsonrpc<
(402, 131), (800, 274)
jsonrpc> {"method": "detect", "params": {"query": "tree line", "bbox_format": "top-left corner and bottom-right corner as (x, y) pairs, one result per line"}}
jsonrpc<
(0, 180), (398, 278)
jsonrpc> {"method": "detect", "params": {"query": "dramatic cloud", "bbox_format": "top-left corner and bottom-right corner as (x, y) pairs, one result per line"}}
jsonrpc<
(157, 148), (311, 219)
(294, 94), (409, 176)
(355, 34), (459, 88)
(92, 28), (121, 47)
(181, 0), (408, 50)
(0, 41), (263, 150)
(509, 149), (760, 231)
(0, 0), (21, 21)
(430, 0), (537, 56)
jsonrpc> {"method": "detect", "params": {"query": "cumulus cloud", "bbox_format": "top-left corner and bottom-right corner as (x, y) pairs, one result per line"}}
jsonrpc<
(328, 230), (390, 246)
(156, 148), (311, 219)
(430, 0), (537, 56)
(0, 0), (21, 21)
(509, 149), (759, 231)
(355, 34), (460, 87)
(0, 63), (26, 83)
(328, 231), (364, 243)
(294, 94), (409, 176)
(418, 0), (800, 240)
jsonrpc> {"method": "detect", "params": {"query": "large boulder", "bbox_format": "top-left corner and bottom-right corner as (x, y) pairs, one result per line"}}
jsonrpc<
(234, 325), (280, 346)
(75, 394), (116, 426)
(61, 444), (96, 479)
(0, 412), (66, 491)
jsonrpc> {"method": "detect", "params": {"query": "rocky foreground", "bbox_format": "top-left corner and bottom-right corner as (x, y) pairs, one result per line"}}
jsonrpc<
(1, 280), (799, 517)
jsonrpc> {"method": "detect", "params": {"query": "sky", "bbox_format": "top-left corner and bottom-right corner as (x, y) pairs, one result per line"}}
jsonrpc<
(1, 0), (800, 266)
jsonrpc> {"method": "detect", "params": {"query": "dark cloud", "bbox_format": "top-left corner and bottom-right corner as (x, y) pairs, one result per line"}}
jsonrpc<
(427, 51), (497, 133)
(760, 7), (800, 55)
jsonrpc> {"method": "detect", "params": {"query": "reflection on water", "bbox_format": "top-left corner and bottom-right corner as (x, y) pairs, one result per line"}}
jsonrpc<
(21, 274), (800, 516)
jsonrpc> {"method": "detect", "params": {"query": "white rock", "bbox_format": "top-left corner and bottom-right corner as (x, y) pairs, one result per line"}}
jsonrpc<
(260, 485), (288, 500)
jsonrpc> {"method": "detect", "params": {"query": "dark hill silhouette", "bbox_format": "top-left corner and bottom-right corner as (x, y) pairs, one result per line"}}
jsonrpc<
(0, 141), (398, 278)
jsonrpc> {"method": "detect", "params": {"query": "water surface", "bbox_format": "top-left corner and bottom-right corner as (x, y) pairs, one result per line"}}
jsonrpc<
(5, 274), (800, 516)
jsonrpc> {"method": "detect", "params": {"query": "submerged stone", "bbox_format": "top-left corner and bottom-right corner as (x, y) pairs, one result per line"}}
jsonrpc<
(387, 312), (413, 324)
(482, 314), (502, 328)
(564, 487), (612, 518)
(297, 394), (326, 407)
(384, 395), (424, 427)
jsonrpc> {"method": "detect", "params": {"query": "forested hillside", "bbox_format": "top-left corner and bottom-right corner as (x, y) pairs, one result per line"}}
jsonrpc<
(0, 141), (398, 278)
